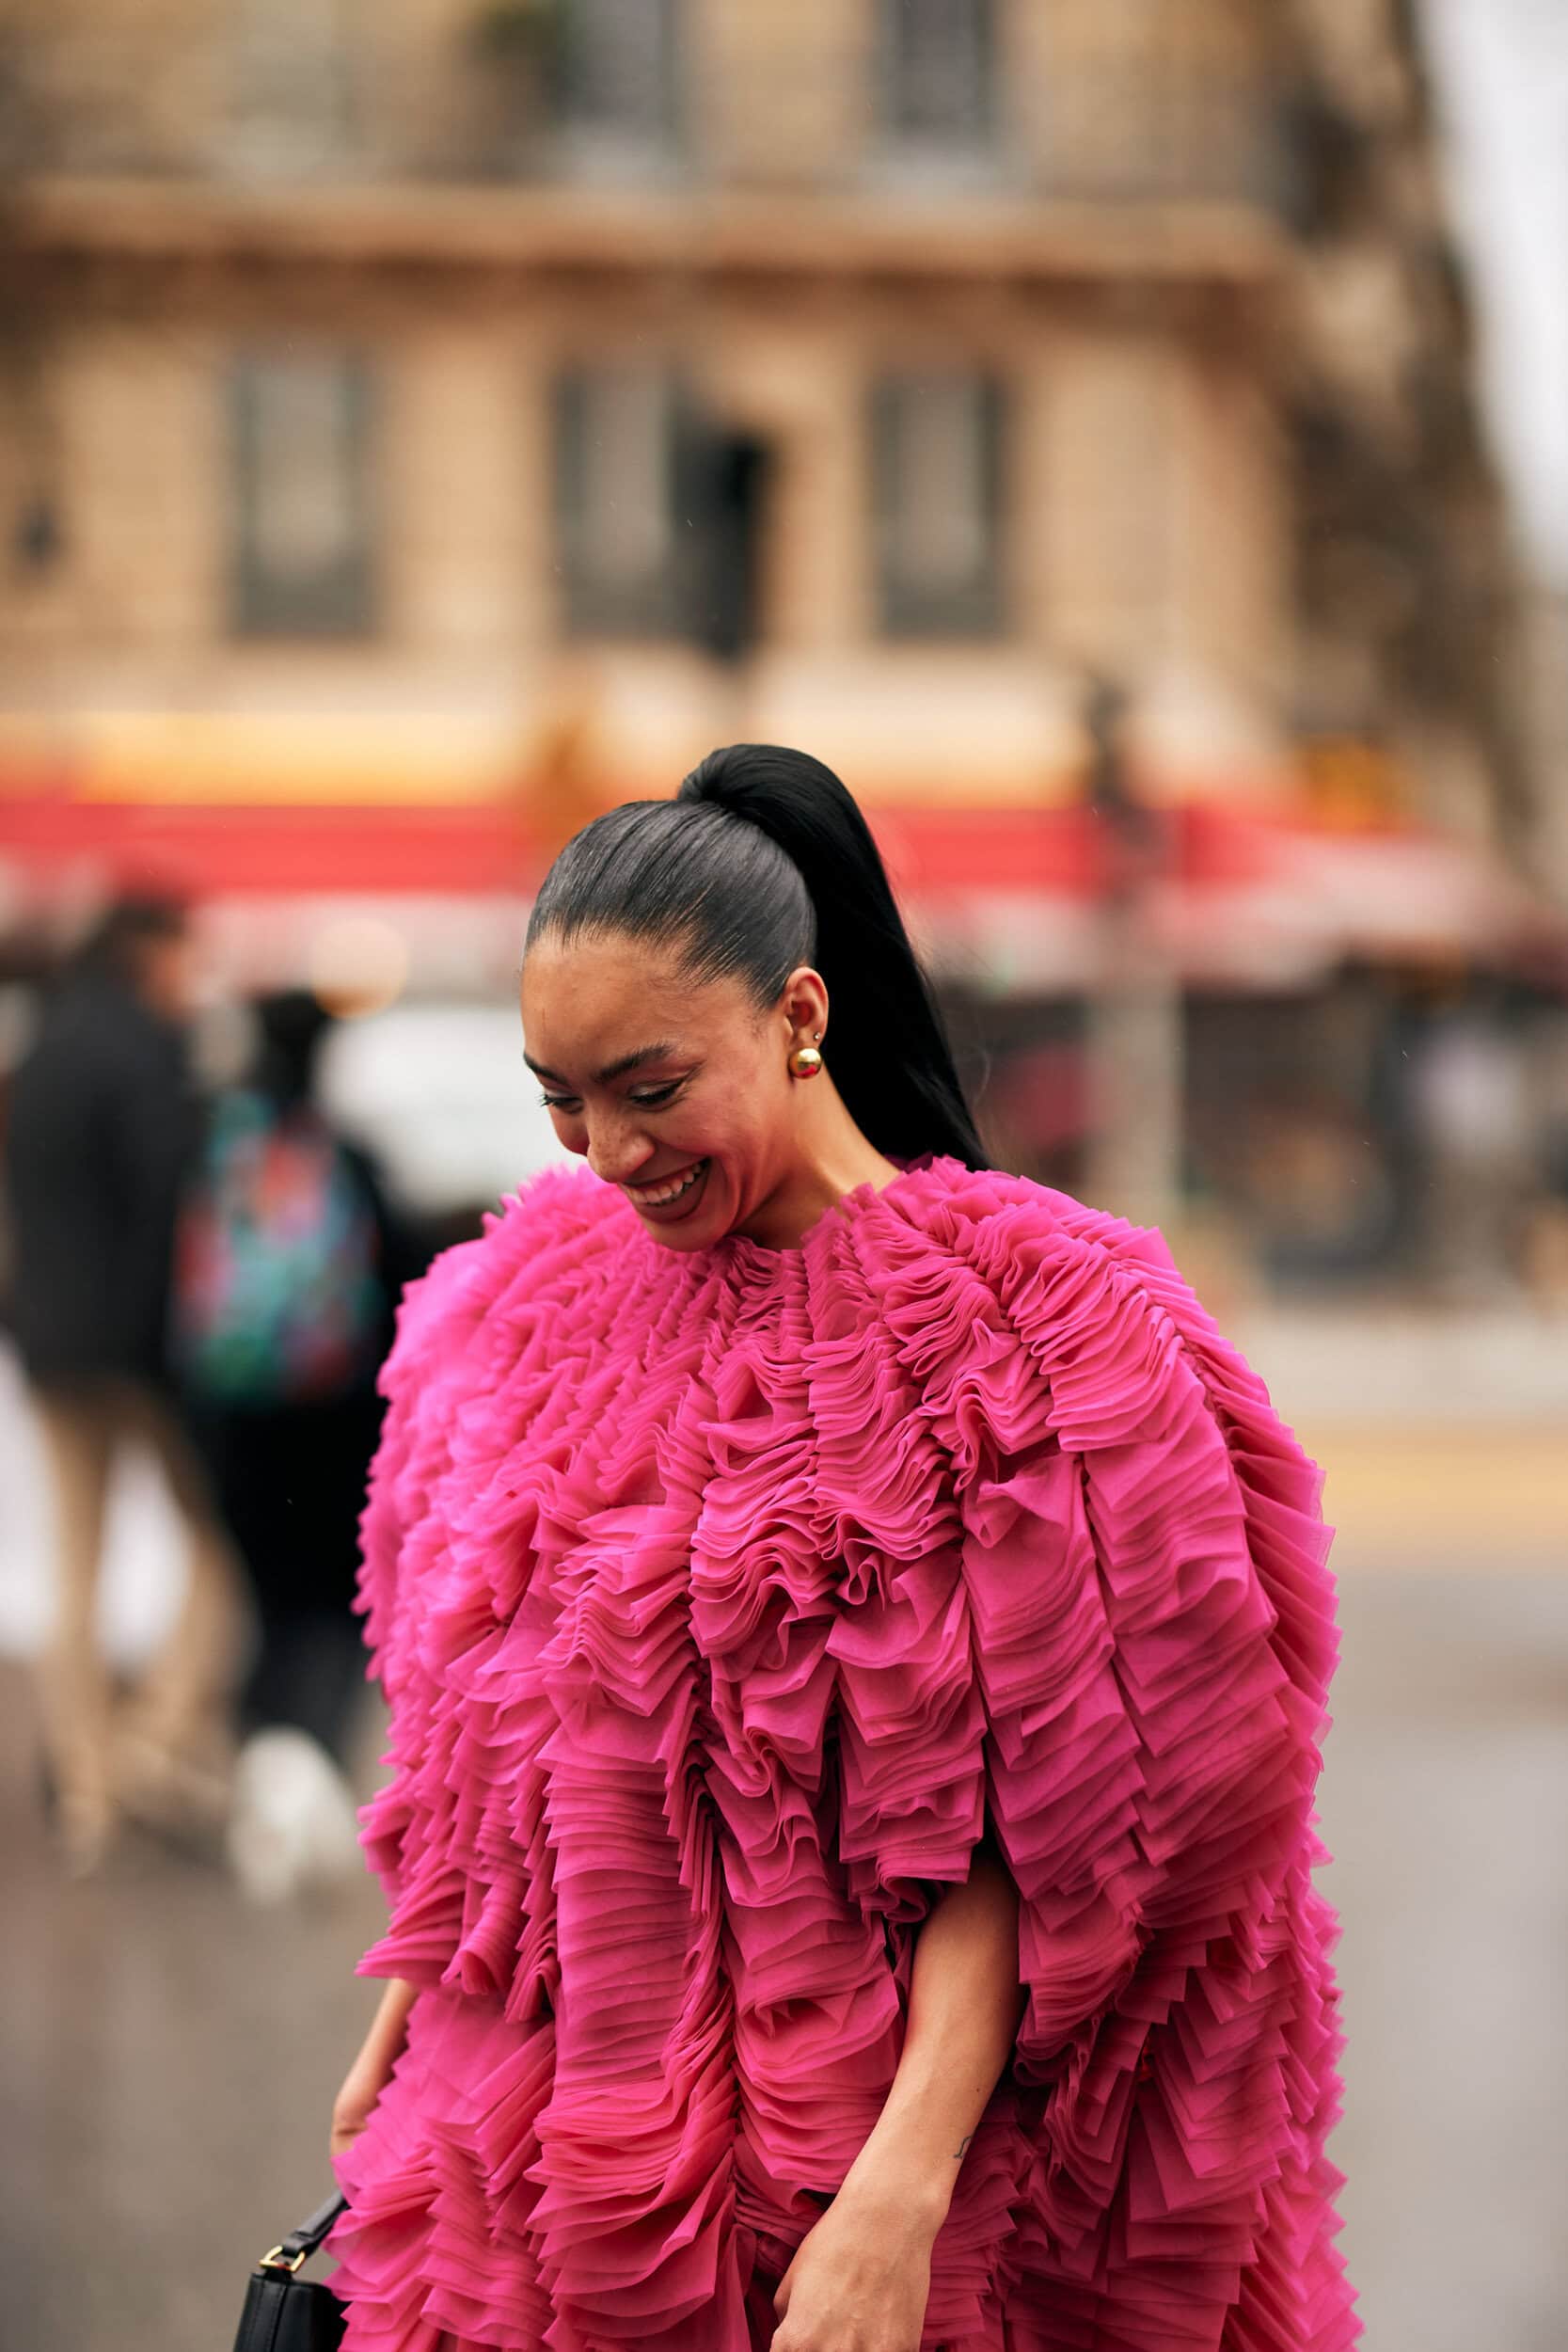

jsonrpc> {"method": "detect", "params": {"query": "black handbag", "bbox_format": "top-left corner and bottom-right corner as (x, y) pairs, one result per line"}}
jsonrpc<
(231, 2190), (348, 2352)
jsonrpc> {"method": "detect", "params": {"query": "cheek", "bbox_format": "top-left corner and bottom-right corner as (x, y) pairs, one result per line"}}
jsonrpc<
(686, 1079), (785, 1180)
(629, 1041), (788, 1183)
(652, 1095), (739, 1173)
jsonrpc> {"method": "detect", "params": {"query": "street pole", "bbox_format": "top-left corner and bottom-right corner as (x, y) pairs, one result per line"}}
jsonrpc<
(1080, 680), (1185, 1234)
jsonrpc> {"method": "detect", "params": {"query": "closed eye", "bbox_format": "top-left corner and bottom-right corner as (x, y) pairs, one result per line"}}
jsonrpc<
(539, 1080), (683, 1113)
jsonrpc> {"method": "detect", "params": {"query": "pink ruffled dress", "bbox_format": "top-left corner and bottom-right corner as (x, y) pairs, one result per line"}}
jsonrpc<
(329, 1155), (1357, 2352)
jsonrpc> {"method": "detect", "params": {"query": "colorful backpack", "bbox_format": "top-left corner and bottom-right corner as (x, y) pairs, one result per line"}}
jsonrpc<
(174, 1091), (384, 1406)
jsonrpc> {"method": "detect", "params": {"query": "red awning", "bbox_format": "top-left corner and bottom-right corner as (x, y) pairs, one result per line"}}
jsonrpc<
(3, 782), (1562, 988)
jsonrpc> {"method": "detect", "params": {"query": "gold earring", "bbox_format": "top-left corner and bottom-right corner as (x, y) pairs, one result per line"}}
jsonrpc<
(788, 1042), (823, 1080)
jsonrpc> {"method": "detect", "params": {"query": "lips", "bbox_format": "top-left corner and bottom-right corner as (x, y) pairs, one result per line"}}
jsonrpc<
(624, 1157), (711, 1216)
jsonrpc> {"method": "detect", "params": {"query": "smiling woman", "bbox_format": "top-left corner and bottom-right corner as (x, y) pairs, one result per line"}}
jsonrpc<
(325, 745), (1357, 2352)
(515, 742), (989, 1256)
(521, 1002), (737, 1223)
(518, 926), (867, 1247)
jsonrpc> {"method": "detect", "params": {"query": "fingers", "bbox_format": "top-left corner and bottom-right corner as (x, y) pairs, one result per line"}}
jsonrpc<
(769, 2328), (912, 2352)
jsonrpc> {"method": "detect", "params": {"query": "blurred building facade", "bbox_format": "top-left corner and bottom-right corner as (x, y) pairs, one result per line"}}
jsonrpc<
(1, 0), (1564, 1292)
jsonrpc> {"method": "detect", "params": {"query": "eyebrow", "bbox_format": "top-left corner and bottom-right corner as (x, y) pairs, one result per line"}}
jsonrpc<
(524, 1041), (684, 1088)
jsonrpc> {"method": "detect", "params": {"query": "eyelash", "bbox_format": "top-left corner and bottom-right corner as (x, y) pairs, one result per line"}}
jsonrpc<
(539, 1081), (683, 1114)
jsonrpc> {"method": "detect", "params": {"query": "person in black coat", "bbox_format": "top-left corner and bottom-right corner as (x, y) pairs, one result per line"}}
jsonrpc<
(5, 896), (246, 1872)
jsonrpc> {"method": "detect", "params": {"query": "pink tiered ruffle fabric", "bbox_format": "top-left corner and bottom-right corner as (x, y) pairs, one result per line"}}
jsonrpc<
(329, 1156), (1357, 2352)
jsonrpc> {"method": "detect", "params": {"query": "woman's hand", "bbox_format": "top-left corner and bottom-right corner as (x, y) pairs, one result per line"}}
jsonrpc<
(329, 2042), (392, 2162)
(770, 1842), (1022, 2349)
(770, 2178), (942, 2352)
(329, 1977), (419, 2164)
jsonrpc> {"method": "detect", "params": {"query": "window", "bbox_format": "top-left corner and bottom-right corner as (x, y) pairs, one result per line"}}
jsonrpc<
(230, 356), (375, 638)
(873, 373), (1004, 637)
(879, 0), (994, 156)
(554, 366), (690, 636)
(555, 0), (681, 170)
(230, 0), (352, 178)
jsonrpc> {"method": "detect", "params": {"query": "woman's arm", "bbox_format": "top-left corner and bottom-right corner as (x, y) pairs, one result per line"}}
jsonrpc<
(330, 1976), (420, 2162)
(771, 1842), (1023, 2352)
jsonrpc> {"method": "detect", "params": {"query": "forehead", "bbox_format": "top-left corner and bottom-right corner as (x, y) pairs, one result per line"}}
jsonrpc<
(520, 930), (748, 1059)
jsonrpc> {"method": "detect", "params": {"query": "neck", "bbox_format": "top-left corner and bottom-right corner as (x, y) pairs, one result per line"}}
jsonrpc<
(736, 1082), (903, 1251)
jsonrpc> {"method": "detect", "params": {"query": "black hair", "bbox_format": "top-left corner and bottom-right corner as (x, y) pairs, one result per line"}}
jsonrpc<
(252, 988), (334, 1107)
(524, 742), (987, 1169)
(73, 892), (189, 986)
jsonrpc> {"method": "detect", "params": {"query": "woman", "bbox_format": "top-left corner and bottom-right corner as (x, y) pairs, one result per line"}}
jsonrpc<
(328, 747), (1355, 2352)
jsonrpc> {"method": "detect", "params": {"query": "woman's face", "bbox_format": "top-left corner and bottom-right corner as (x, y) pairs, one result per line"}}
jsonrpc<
(519, 928), (823, 1250)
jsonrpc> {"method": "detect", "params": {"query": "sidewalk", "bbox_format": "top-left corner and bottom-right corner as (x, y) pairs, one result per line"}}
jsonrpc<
(1231, 1307), (1568, 1575)
(1233, 1303), (1568, 1425)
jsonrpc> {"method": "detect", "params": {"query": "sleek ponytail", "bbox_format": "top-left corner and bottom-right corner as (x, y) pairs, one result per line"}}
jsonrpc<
(525, 742), (988, 1170)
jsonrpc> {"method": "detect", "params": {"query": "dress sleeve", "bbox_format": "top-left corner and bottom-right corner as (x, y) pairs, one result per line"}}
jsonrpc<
(352, 1232), (495, 1983)
(862, 1191), (1349, 2341)
(352, 1166), (615, 1994)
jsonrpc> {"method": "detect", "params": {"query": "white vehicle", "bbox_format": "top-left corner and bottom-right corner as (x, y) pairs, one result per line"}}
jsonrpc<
(320, 997), (569, 1221)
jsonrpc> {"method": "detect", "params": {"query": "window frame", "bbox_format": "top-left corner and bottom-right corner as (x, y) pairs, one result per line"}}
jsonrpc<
(229, 351), (378, 642)
(876, 0), (998, 167)
(228, 0), (355, 180)
(871, 369), (1006, 642)
(552, 361), (698, 641)
(551, 0), (685, 178)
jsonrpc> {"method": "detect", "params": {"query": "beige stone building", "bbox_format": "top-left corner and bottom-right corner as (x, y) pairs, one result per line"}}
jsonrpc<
(0, 0), (1535, 928)
(5, 0), (1565, 1294)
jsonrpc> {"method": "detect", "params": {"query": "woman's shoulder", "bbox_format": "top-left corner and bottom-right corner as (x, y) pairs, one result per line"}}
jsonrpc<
(882, 1154), (1183, 1289)
(381, 1160), (641, 1392)
(874, 1154), (1281, 1446)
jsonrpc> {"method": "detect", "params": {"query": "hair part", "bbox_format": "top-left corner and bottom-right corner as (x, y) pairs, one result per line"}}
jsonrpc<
(525, 744), (987, 1170)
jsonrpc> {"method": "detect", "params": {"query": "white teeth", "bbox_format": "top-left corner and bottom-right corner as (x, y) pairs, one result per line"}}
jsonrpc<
(628, 1159), (706, 1208)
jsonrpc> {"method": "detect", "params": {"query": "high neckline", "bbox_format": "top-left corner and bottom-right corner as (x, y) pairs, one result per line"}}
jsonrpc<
(703, 1152), (953, 1277)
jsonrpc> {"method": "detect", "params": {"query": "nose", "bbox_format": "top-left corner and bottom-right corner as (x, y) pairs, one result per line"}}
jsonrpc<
(584, 1112), (657, 1188)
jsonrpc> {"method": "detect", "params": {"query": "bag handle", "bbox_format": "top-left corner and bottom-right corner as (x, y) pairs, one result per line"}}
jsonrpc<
(257, 2191), (348, 2275)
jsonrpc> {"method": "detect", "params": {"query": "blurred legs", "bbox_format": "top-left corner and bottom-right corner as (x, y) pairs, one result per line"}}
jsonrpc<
(115, 1385), (249, 1830)
(31, 1385), (118, 1870)
(30, 1378), (250, 1865)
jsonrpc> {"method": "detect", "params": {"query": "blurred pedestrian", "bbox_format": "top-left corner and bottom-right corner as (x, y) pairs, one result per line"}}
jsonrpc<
(172, 989), (417, 1900)
(1409, 999), (1533, 1299)
(4, 894), (247, 1874)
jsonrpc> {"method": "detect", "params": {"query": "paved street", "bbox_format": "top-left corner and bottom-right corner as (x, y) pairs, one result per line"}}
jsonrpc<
(3, 1564), (1566, 2352)
(0, 1670), (387, 2351)
(1313, 1572), (1568, 2351)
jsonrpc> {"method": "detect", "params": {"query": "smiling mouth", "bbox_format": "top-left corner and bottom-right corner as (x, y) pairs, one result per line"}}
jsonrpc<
(624, 1157), (710, 1212)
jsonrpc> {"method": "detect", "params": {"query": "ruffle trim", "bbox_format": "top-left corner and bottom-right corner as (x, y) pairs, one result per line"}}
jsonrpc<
(329, 1156), (1356, 2352)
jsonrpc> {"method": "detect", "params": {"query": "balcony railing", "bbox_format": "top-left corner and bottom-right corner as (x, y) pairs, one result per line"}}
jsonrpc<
(1036, 62), (1289, 213)
(3, 15), (1292, 223)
